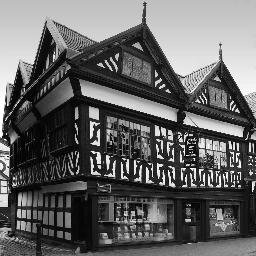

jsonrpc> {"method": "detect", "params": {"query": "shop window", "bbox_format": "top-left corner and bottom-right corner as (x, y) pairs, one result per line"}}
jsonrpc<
(199, 138), (227, 169)
(209, 201), (240, 237)
(106, 116), (151, 161)
(98, 196), (174, 245)
(122, 51), (152, 85)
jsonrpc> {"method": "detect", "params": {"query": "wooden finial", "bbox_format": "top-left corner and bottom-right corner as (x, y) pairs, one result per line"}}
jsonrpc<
(219, 42), (223, 61)
(142, 2), (147, 24)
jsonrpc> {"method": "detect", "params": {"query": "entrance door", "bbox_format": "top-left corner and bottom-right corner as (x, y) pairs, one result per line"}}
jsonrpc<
(182, 201), (201, 242)
(71, 195), (87, 242)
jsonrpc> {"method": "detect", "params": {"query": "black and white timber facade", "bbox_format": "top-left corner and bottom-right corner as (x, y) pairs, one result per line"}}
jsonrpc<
(3, 9), (256, 250)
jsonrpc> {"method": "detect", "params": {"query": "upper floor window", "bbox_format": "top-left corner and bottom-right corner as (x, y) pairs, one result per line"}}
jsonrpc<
(122, 52), (152, 85)
(106, 116), (151, 161)
(47, 108), (68, 152)
(199, 137), (227, 169)
(209, 86), (228, 109)
(45, 41), (58, 70)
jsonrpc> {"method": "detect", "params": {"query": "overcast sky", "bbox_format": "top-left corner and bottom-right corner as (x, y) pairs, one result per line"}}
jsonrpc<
(0, 0), (256, 135)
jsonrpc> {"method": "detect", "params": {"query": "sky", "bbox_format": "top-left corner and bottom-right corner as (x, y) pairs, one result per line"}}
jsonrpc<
(0, 0), (256, 135)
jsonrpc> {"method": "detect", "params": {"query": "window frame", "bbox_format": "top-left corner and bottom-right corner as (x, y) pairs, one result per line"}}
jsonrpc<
(104, 113), (152, 162)
(198, 136), (228, 169)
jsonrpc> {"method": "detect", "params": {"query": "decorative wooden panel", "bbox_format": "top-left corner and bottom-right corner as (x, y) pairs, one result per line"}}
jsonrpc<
(88, 111), (243, 189)
(195, 87), (208, 105)
(228, 95), (240, 113)
(154, 70), (172, 94)
(97, 53), (120, 73)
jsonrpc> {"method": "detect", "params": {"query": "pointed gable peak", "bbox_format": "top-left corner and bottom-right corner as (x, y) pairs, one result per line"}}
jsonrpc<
(180, 61), (220, 94)
(245, 92), (256, 118)
(19, 60), (33, 85)
(48, 18), (97, 52)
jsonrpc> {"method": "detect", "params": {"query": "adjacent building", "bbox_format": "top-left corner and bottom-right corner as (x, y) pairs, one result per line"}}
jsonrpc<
(3, 9), (256, 250)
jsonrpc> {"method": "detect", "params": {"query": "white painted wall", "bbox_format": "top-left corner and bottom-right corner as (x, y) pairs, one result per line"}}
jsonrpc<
(35, 78), (73, 117)
(184, 112), (244, 137)
(16, 112), (37, 132)
(0, 194), (8, 207)
(8, 128), (19, 144)
(41, 181), (87, 193)
(80, 80), (178, 122)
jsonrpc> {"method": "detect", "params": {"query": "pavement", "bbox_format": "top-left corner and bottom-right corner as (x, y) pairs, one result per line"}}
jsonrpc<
(2, 231), (256, 256)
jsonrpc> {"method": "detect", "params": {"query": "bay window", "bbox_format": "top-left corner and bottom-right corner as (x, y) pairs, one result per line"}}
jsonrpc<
(106, 116), (151, 161)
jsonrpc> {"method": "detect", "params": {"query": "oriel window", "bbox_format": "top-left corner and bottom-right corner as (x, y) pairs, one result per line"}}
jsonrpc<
(199, 137), (227, 169)
(106, 116), (151, 161)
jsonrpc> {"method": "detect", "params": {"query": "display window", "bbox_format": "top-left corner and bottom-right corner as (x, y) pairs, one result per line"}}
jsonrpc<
(98, 196), (174, 245)
(209, 201), (240, 237)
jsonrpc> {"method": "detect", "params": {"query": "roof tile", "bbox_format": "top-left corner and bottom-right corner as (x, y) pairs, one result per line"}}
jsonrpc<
(53, 21), (96, 51)
(179, 62), (218, 94)
(245, 92), (256, 118)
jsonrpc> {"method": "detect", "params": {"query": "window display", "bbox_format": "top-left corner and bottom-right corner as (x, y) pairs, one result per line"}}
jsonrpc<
(209, 201), (240, 237)
(98, 196), (174, 245)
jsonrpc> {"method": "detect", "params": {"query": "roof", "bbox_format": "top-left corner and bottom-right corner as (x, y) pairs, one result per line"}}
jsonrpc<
(22, 61), (33, 80)
(53, 20), (96, 52)
(245, 92), (256, 118)
(19, 60), (33, 84)
(179, 62), (218, 94)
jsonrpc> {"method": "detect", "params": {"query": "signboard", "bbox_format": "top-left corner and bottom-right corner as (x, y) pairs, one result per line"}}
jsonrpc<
(97, 183), (111, 193)
(184, 132), (199, 168)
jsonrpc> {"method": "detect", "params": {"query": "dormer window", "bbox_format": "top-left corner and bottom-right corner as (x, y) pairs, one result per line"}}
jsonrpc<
(45, 40), (58, 70)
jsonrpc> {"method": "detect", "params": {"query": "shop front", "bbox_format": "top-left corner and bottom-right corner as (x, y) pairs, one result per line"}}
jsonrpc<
(97, 195), (175, 246)
(95, 192), (242, 247)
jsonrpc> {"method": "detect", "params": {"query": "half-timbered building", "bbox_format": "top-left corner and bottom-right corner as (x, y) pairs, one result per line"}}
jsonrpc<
(3, 6), (256, 251)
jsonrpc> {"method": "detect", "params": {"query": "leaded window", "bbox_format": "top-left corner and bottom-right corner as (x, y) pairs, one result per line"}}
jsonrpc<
(199, 138), (227, 169)
(122, 52), (152, 85)
(209, 86), (227, 109)
(106, 116), (151, 161)
(47, 108), (68, 152)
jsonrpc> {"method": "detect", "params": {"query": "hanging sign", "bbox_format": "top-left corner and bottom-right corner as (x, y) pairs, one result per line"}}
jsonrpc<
(97, 183), (111, 193)
(184, 132), (199, 168)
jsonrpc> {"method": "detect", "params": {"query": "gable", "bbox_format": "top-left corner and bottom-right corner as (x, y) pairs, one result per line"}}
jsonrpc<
(71, 25), (187, 104)
(187, 63), (250, 118)
(31, 18), (96, 82)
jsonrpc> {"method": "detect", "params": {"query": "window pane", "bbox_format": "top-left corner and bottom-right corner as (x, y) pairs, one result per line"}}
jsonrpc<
(206, 139), (212, 150)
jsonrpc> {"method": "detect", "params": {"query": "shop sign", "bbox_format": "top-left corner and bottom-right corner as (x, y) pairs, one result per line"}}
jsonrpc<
(97, 183), (111, 193)
(184, 132), (199, 168)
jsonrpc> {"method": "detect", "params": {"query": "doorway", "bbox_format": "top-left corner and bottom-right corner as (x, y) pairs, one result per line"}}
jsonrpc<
(182, 201), (202, 242)
(71, 195), (87, 242)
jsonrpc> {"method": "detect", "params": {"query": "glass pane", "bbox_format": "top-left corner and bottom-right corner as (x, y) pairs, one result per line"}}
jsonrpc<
(206, 139), (213, 150)
(220, 142), (226, 152)
(213, 141), (219, 151)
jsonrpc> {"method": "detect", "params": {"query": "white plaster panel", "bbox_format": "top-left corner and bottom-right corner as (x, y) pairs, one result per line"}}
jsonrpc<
(80, 80), (177, 122)
(251, 132), (256, 141)
(16, 112), (37, 133)
(41, 181), (87, 193)
(8, 128), (19, 144)
(65, 232), (71, 240)
(35, 78), (73, 117)
(184, 112), (244, 137)
(65, 212), (71, 228)
(0, 194), (8, 207)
